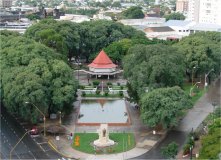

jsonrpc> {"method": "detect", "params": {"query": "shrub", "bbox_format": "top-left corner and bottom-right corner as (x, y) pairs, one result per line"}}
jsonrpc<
(120, 86), (124, 90)
(93, 80), (100, 86)
(161, 142), (178, 159)
(183, 143), (191, 155)
(82, 91), (86, 97)
(107, 82), (112, 86)
(80, 85), (85, 89)
(96, 90), (100, 95)
(119, 91), (123, 97)
(105, 91), (109, 96)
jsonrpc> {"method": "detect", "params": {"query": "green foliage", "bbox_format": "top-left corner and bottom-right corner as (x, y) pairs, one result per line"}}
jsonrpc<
(82, 91), (86, 97)
(199, 118), (221, 159)
(123, 44), (185, 100)
(25, 19), (145, 62)
(26, 13), (40, 20)
(107, 82), (112, 86)
(1, 35), (78, 122)
(92, 80), (100, 86)
(104, 91), (109, 97)
(164, 12), (185, 21)
(119, 91), (123, 97)
(140, 86), (192, 128)
(161, 142), (178, 158)
(174, 31), (221, 77)
(122, 6), (145, 19)
(120, 86), (123, 90)
(96, 90), (100, 95)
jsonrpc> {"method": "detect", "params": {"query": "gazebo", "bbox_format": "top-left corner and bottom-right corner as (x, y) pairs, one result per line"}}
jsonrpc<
(85, 50), (122, 79)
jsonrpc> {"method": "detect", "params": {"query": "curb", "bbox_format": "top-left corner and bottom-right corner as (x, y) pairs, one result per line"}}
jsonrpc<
(48, 139), (77, 160)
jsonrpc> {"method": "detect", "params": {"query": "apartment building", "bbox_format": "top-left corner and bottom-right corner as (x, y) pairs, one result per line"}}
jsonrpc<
(187, 0), (221, 25)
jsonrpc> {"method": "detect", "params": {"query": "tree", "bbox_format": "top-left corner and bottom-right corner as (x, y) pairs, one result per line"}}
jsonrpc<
(164, 12), (185, 21)
(161, 142), (178, 159)
(199, 118), (221, 159)
(123, 44), (185, 101)
(112, 1), (121, 8)
(174, 32), (221, 81)
(140, 86), (192, 128)
(122, 6), (145, 19)
(1, 35), (78, 122)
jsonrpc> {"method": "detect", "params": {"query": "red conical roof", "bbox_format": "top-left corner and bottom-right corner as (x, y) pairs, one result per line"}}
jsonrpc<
(88, 50), (117, 68)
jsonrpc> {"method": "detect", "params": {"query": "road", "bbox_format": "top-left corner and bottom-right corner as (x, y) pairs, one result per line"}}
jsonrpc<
(0, 107), (62, 159)
(134, 77), (220, 159)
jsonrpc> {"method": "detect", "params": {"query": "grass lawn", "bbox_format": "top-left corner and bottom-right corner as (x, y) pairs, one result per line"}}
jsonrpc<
(183, 83), (206, 104)
(72, 133), (135, 154)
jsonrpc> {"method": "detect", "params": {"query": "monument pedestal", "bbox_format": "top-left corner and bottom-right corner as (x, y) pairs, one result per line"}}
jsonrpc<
(93, 124), (115, 147)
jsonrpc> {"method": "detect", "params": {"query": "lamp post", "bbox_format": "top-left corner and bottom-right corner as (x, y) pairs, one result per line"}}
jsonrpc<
(10, 130), (34, 160)
(59, 111), (62, 125)
(204, 69), (214, 89)
(190, 145), (193, 160)
(190, 81), (201, 96)
(192, 66), (196, 86)
(212, 102), (217, 122)
(25, 102), (46, 137)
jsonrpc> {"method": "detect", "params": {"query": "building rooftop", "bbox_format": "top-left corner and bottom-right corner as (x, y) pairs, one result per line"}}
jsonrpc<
(144, 26), (175, 32)
(190, 23), (221, 32)
(88, 50), (117, 69)
(164, 20), (192, 26)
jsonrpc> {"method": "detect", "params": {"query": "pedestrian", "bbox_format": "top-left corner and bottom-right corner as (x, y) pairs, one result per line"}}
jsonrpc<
(88, 78), (90, 84)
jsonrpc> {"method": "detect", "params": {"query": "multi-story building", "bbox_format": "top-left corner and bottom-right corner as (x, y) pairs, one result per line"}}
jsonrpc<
(0, 0), (13, 8)
(176, 0), (189, 15)
(187, 0), (221, 25)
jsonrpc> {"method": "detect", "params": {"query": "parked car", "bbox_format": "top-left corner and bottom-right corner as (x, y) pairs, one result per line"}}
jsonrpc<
(30, 126), (38, 135)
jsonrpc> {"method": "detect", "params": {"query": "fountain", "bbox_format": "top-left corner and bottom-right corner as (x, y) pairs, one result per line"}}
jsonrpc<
(93, 124), (115, 147)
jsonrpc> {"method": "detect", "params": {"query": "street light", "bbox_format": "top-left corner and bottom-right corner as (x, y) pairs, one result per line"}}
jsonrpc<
(10, 129), (34, 160)
(25, 102), (46, 137)
(190, 81), (201, 96)
(59, 111), (62, 125)
(190, 145), (193, 160)
(192, 66), (197, 86)
(204, 69), (214, 89)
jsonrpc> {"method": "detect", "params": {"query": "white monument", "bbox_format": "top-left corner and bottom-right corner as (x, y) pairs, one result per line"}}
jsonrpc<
(93, 124), (115, 147)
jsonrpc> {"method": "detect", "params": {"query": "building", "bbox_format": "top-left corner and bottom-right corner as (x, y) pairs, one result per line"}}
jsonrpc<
(189, 23), (221, 32)
(57, 14), (90, 23)
(85, 50), (122, 79)
(0, 0), (12, 8)
(144, 26), (178, 40)
(188, 0), (221, 25)
(176, 0), (188, 15)
(164, 20), (196, 37)
(119, 17), (165, 27)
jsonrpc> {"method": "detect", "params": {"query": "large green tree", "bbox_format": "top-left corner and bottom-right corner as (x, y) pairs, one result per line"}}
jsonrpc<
(174, 32), (221, 81)
(1, 35), (78, 122)
(164, 12), (185, 21)
(123, 44), (185, 102)
(140, 86), (192, 128)
(122, 6), (145, 19)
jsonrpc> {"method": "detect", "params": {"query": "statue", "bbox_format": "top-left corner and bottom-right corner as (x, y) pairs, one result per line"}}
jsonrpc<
(93, 124), (115, 147)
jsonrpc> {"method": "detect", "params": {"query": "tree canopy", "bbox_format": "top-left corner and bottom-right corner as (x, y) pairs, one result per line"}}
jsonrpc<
(140, 86), (192, 128)
(25, 19), (146, 62)
(1, 33), (78, 123)
(174, 31), (221, 80)
(164, 12), (185, 21)
(123, 44), (185, 102)
(121, 6), (145, 19)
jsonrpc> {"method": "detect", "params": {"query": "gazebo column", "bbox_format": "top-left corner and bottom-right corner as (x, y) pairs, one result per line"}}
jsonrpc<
(108, 75), (109, 79)
(96, 75), (97, 79)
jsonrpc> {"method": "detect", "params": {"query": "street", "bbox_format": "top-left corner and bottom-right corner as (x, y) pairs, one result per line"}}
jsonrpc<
(0, 107), (62, 159)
